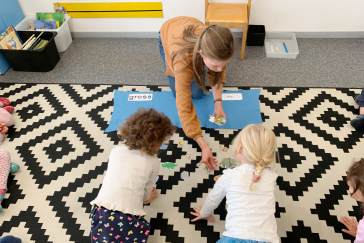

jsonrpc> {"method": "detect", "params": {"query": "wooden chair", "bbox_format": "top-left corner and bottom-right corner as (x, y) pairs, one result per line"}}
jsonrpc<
(205, 0), (251, 60)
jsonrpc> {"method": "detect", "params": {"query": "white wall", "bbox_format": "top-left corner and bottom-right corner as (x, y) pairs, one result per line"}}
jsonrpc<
(17, 0), (364, 34)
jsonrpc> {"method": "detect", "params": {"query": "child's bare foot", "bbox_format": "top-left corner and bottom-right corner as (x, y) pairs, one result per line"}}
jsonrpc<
(143, 187), (157, 204)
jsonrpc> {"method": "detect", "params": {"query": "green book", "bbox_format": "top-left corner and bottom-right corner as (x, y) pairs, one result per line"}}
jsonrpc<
(36, 13), (64, 27)
(34, 39), (46, 50)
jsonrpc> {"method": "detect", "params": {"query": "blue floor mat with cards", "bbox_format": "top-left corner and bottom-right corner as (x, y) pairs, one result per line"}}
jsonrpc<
(105, 89), (262, 132)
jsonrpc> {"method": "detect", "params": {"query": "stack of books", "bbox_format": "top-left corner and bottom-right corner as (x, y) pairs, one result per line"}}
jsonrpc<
(34, 12), (65, 30)
(21, 32), (49, 50)
(0, 27), (48, 51)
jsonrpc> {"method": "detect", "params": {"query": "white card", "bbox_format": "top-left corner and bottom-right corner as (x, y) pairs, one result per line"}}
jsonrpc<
(222, 93), (243, 101)
(128, 94), (153, 101)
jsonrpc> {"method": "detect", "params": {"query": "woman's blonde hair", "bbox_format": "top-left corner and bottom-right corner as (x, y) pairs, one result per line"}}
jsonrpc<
(171, 25), (235, 94)
(232, 124), (277, 191)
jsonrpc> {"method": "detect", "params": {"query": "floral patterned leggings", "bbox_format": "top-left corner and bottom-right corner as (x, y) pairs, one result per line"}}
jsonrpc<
(90, 205), (151, 243)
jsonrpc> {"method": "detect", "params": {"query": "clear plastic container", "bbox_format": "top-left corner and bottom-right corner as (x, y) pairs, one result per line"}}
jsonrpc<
(264, 32), (299, 59)
(15, 14), (72, 52)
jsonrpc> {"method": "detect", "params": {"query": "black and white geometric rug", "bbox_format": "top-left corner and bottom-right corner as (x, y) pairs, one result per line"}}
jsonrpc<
(0, 83), (363, 243)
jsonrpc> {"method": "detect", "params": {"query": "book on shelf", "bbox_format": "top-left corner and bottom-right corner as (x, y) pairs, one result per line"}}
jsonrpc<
(22, 32), (44, 50)
(36, 12), (64, 27)
(33, 39), (46, 50)
(0, 26), (23, 50)
(34, 20), (57, 30)
(28, 38), (41, 50)
(20, 34), (35, 49)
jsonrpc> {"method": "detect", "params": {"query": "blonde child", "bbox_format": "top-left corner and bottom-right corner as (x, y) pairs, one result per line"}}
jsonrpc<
(191, 124), (280, 243)
(90, 108), (175, 243)
(339, 158), (364, 242)
(158, 16), (236, 170)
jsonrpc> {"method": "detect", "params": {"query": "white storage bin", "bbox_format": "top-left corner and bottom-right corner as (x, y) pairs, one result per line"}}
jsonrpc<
(15, 15), (72, 52)
(264, 32), (299, 59)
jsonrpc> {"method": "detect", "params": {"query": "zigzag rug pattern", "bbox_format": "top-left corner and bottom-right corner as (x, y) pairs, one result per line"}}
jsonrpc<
(0, 84), (363, 243)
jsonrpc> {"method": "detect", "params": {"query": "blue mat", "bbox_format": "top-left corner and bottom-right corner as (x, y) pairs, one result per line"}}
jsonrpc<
(105, 89), (262, 132)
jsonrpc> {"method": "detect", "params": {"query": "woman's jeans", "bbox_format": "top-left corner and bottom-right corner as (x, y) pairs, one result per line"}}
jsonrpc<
(157, 33), (204, 99)
(359, 87), (364, 107)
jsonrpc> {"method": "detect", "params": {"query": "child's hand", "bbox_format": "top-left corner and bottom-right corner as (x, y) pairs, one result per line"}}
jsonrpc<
(190, 206), (215, 223)
(339, 216), (358, 237)
(143, 187), (157, 204)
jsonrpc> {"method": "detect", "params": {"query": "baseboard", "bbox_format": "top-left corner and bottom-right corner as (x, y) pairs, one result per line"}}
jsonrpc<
(71, 31), (364, 39)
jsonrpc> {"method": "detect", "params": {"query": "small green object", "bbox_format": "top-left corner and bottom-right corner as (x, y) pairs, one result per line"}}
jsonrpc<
(221, 158), (238, 169)
(161, 162), (178, 169)
(215, 117), (223, 124)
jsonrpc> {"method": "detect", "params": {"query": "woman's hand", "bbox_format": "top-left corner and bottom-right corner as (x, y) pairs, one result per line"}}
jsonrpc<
(214, 102), (226, 122)
(196, 137), (217, 170)
(190, 206), (215, 222)
(201, 146), (217, 170)
(339, 216), (358, 237)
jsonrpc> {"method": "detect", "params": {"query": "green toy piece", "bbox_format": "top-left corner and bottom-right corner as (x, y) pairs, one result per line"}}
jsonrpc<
(221, 157), (238, 169)
(161, 162), (178, 169)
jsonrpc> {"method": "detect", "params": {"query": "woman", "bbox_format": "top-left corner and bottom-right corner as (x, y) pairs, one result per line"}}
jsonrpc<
(158, 16), (236, 169)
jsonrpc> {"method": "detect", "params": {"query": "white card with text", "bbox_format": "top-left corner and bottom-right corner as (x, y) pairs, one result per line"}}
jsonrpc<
(222, 93), (243, 101)
(128, 94), (153, 101)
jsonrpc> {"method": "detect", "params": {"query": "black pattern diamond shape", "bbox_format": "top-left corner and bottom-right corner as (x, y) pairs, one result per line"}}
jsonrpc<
(60, 84), (120, 107)
(17, 102), (45, 122)
(0, 206), (51, 243)
(311, 177), (358, 242)
(260, 88), (309, 112)
(2, 174), (25, 209)
(46, 160), (108, 242)
(317, 108), (351, 131)
(44, 137), (76, 163)
(278, 144), (306, 173)
(9, 86), (68, 141)
(274, 123), (338, 201)
(290, 90), (362, 152)
(16, 118), (103, 188)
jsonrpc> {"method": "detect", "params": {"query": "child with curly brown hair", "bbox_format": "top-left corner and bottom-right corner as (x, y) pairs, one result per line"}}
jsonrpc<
(90, 108), (175, 243)
(339, 158), (364, 242)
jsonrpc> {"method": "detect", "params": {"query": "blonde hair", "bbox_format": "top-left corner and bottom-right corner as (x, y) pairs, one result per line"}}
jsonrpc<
(171, 25), (235, 94)
(232, 124), (277, 191)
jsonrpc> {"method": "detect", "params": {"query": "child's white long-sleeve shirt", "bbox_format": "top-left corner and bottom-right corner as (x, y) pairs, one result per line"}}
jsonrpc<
(90, 144), (159, 216)
(200, 163), (280, 243)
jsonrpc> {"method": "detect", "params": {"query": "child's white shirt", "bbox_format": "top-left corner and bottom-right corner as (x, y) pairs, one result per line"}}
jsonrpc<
(200, 163), (279, 243)
(90, 144), (159, 216)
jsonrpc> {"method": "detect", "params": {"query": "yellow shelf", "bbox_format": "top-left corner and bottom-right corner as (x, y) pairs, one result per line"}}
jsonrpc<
(54, 2), (163, 18)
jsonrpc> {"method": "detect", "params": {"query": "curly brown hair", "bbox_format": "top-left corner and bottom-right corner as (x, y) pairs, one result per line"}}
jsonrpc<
(118, 108), (175, 155)
(347, 158), (364, 213)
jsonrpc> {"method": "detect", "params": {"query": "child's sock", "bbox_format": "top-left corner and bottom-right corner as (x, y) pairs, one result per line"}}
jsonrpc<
(3, 106), (14, 114)
(351, 114), (364, 129)
(9, 163), (20, 174)
(0, 98), (10, 108)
